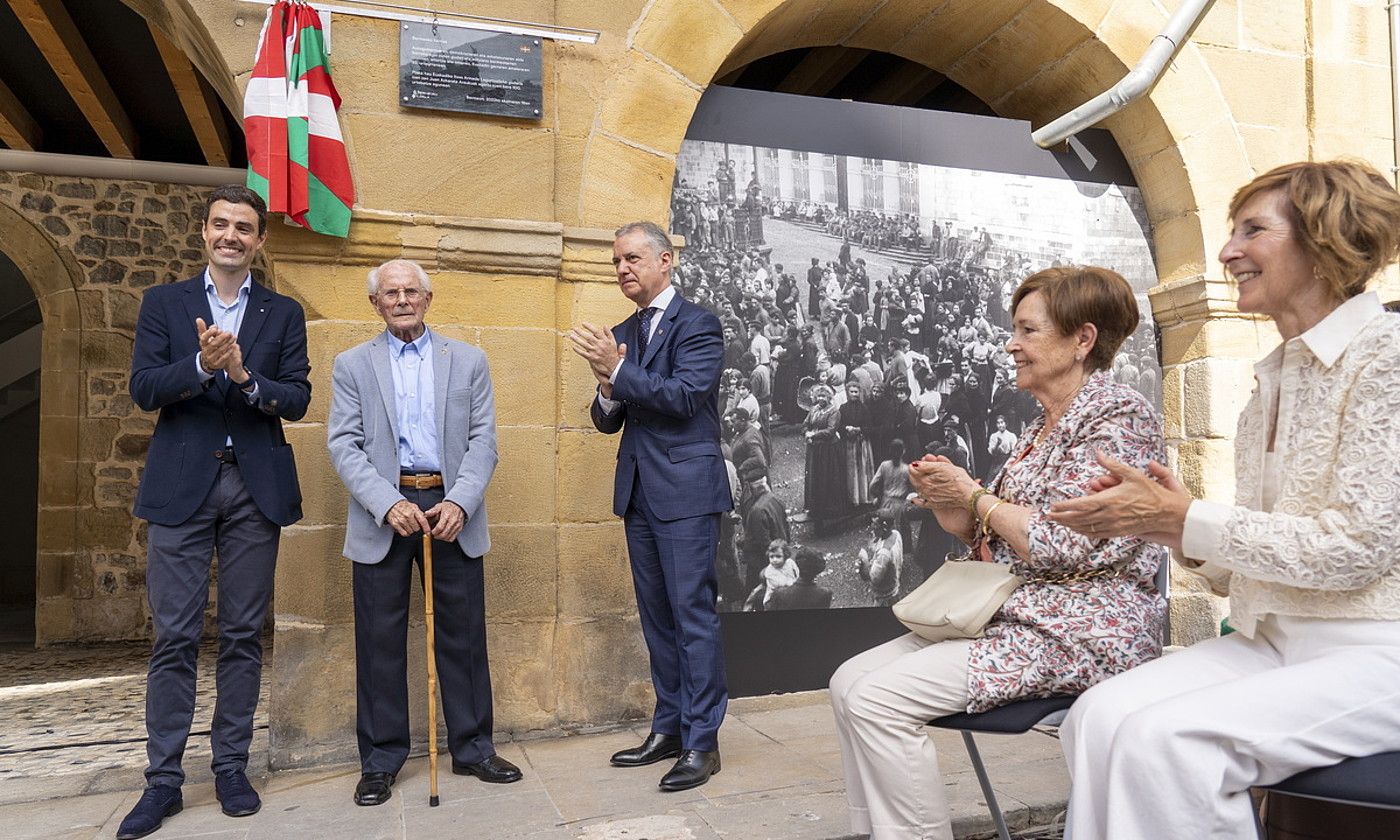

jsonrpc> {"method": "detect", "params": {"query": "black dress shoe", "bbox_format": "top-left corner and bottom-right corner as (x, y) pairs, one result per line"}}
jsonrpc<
(451, 754), (522, 784)
(214, 769), (261, 817)
(117, 785), (183, 840)
(659, 749), (721, 792)
(353, 771), (396, 806)
(610, 733), (683, 767)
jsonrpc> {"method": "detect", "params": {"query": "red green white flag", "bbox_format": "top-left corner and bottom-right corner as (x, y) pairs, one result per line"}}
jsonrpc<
(244, 0), (354, 237)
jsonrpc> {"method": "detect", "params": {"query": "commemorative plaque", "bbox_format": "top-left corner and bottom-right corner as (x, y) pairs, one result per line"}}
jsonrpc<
(399, 22), (542, 119)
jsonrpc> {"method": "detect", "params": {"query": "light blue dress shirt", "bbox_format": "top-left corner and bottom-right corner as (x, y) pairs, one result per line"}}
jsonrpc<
(195, 271), (260, 445)
(387, 327), (440, 472)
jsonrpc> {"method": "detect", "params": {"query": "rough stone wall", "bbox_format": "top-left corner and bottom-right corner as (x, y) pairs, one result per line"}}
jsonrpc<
(0, 172), (239, 643)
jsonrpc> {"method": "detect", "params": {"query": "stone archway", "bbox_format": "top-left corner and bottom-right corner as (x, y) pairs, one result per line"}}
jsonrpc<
(0, 174), (249, 645)
(573, 0), (1251, 290)
(569, 0), (1256, 645)
(0, 201), (86, 645)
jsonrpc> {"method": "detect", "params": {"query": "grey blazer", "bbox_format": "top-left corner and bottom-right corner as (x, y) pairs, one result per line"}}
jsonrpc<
(327, 330), (497, 563)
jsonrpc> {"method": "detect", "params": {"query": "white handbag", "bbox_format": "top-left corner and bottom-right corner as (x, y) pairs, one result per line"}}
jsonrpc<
(892, 559), (1022, 643)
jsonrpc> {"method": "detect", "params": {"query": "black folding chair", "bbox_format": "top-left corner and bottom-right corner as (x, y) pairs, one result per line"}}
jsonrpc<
(926, 560), (1171, 840)
(929, 695), (1078, 840)
(1264, 752), (1400, 810)
(1255, 751), (1400, 837)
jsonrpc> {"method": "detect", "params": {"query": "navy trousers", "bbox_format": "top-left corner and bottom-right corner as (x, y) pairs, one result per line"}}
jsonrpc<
(143, 461), (279, 787)
(352, 485), (496, 774)
(624, 488), (728, 752)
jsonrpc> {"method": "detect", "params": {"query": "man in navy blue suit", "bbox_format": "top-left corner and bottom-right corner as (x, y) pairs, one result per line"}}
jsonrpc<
(568, 221), (731, 792)
(118, 185), (310, 840)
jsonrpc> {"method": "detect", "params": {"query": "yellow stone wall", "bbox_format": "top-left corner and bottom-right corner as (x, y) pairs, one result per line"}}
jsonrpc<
(16, 0), (1385, 764)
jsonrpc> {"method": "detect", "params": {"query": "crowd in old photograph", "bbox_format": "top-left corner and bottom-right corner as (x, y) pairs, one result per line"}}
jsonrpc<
(669, 184), (1158, 612)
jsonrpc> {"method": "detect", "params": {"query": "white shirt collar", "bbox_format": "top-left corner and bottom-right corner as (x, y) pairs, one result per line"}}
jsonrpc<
(641, 285), (676, 315)
(1298, 291), (1385, 368)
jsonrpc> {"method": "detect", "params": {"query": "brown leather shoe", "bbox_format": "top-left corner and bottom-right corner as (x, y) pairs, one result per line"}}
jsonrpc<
(610, 733), (683, 767)
(451, 754), (522, 784)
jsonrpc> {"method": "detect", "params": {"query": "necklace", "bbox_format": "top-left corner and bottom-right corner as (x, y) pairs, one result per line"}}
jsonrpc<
(1032, 372), (1093, 448)
(1032, 420), (1055, 448)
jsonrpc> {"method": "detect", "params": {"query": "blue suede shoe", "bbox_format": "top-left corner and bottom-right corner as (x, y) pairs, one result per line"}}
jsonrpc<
(116, 785), (182, 840)
(214, 769), (261, 817)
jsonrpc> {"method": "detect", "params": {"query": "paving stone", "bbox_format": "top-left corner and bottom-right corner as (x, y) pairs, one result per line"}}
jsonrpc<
(0, 644), (1066, 839)
(0, 789), (126, 840)
(691, 784), (852, 839)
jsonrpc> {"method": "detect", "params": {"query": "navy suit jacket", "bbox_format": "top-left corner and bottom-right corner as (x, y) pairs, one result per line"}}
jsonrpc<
(129, 275), (311, 527)
(590, 291), (733, 522)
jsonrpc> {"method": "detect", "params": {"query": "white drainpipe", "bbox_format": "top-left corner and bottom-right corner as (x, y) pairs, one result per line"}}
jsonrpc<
(1389, 0), (1400, 185)
(1032, 0), (1217, 149)
(0, 148), (243, 187)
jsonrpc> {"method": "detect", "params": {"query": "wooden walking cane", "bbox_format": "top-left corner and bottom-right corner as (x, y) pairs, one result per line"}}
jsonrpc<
(422, 531), (441, 807)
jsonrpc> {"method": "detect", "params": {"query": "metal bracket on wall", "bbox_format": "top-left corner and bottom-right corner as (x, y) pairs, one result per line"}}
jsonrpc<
(238, 0), (600, 44)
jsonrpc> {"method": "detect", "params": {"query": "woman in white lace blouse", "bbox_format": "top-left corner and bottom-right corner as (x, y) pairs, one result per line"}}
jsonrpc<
(1050, 160), (1400, 840)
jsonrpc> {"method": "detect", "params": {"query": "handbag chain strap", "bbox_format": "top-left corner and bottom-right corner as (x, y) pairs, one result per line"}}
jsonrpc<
(1022, 563), (1123, 585)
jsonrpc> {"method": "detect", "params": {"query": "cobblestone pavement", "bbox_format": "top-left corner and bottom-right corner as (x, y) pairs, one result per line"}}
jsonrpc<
(0, 640), (270, 804)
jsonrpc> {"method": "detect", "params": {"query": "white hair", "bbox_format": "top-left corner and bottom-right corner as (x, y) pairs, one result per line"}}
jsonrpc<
(367, 259), (432, 296)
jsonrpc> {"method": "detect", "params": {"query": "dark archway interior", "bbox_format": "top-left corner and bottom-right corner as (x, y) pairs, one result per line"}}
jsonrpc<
(0, 250), (40, 646)
(716, 47), (994, 115)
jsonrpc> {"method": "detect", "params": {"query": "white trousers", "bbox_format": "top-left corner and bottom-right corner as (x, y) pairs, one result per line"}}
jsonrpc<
(1061, 615), (1400, 840)
(829, 633), (973, 840)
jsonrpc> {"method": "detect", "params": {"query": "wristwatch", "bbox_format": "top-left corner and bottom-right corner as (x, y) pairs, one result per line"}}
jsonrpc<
(239, 367), (256, 392)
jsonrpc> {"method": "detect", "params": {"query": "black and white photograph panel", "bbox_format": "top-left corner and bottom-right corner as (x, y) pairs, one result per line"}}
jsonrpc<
(669, 140), (1160, 613)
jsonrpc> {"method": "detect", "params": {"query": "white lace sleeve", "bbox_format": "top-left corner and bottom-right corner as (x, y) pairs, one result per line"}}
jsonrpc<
(1211, 349), (1400, 590)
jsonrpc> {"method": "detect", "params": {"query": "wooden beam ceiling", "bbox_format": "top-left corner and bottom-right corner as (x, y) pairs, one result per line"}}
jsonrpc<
(148, 22), (230, 166)
(775, 47), (872, 97)
(10, 0), (139, 158)
(867, 64), (946, 107)
(0, 78), (42, 151)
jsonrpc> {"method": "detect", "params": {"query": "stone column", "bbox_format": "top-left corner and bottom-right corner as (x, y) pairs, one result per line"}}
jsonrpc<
(1148, 275), (1274, 645)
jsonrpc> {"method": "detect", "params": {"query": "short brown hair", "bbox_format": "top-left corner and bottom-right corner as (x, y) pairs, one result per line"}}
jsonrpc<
(1228, 160), (1400, 301)
(1011, 265), (1139, 372)
(202, 184), (268, 235)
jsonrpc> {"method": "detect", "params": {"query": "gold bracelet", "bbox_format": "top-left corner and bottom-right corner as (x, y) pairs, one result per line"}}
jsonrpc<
(967, 487), (991, 519)
(981, 499), (1007, 538)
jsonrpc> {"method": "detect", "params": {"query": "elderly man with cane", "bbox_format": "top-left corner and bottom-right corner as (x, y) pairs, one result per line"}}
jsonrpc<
(328, 258), (521, 807)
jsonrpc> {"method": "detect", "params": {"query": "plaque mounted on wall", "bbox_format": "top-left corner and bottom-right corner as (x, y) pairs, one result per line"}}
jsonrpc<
(399, 22), (542, 119)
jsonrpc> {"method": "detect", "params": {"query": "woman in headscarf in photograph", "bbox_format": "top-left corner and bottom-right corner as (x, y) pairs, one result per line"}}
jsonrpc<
(802, 383), (846, 522)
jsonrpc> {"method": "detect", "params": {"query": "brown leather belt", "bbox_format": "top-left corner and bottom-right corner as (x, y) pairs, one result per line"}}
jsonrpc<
(399, 472), (443, 489)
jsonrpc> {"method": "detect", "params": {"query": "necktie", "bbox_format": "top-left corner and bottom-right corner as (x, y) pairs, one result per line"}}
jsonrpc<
(637, 306), (657, 359)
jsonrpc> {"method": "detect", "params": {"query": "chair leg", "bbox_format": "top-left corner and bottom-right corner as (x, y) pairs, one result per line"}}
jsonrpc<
(962, 731), (1013, 840)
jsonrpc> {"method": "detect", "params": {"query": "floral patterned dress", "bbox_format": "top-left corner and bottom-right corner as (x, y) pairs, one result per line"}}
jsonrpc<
(965, 371), (1167, 712)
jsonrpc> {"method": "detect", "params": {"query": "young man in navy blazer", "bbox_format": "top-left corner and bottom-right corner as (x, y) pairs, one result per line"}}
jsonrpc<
(569, 221), (732, 792)
(118, 185), (310, 840)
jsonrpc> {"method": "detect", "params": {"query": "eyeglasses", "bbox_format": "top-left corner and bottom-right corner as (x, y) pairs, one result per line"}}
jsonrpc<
(376, 288), (425, 303)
